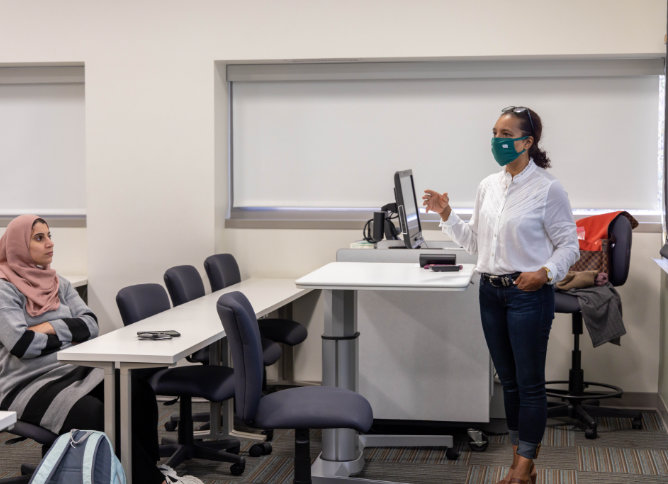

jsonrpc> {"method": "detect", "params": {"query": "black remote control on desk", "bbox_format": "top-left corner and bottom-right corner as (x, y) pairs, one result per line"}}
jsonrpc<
(425, 264), (463, 272)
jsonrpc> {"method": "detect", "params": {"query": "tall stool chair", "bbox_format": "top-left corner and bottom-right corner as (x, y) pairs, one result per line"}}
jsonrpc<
(546, 214), (642, 438)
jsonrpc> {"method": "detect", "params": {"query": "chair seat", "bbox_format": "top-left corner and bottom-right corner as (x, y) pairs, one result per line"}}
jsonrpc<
(258, 318), (308, 346)
(254, 386), (373, 432)
(262, 338), (282, 365)
(555, 291), (581, 314)
(152, 365), (235, 402)
(9, 421), (57, 445)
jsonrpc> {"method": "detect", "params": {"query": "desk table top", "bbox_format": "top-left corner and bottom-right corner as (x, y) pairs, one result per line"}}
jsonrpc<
(0, 410), (16, 431)
(58, 278), (308, 366)
(296, 261), (475, 291)
(63, 274), (87, 288)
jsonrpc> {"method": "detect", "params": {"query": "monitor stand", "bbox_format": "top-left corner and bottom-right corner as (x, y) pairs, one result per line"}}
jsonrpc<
(376, 239), (452, 250)
(376, 240), (406, 249)
(377, 237), (428, 249)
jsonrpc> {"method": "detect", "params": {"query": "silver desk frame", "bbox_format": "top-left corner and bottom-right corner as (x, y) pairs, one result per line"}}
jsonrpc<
(297, 262), (474, 483)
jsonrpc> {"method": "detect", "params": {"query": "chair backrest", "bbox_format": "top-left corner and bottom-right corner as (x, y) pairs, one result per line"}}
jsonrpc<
(164, 265), (206, 306)
(116, 283), (171, 325)
(204, 253), (241, 292)
(216, 291), (264, 423)
(608, 214), (632, 287)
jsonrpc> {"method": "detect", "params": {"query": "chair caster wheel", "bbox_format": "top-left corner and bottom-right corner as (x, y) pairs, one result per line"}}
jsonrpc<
(467, 428), (488, 452)
(468, 440), (488, 451)
(230, 459), (246, 476)
(585, 427), (597, 439)
(446, 447), (459, 460)
(263, 429), (274, 442)
(164, 421), (177, 432)
(632, 416), (643, 429)
(249, 442), (272, 457)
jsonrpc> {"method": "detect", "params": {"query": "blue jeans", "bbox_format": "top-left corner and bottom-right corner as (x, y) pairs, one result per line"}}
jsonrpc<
(479, 276), (554, 459)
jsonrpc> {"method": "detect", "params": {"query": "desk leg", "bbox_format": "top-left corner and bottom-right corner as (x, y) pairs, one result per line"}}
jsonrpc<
(57, 361), (117, 451)
(103, 363), (116, 451)
(208, 340), (223, 439)
(318, 289), (363, 467)
(118, 363), (166, 484)
(312, 289), (441, 484)
(119, 365), (133, 484)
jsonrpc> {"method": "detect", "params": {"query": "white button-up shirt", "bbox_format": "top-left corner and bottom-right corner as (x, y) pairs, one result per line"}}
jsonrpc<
(440, 160), (579, 284)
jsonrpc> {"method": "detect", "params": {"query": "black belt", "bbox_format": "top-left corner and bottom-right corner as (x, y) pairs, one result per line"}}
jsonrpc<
(481, 272), (521, 288)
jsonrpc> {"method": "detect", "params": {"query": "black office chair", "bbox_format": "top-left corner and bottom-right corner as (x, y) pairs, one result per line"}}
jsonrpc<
(162, 265), (282, 442)
(115, 283), (245, 475)
(204, 254), (308, 381)
(217, 291), (373, 484)
(546, 214), (643, 439)
(164, 264), (282, 367)
(2, 421), (58, 483)
(163, 265), (211, 432)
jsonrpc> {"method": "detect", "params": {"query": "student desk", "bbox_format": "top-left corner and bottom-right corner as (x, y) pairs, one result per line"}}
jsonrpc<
(58, 278), (309, 484)
(0, 411), (16, 431)
(64, 274), (87, 288)
(63, 274), (88, 303)
(296, 261), (475, 482)
(0, 411), (18, 484)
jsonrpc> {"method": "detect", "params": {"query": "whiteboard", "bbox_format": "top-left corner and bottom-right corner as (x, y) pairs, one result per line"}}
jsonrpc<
(231, 75), (661, 213)
(0, 82), (85, 216)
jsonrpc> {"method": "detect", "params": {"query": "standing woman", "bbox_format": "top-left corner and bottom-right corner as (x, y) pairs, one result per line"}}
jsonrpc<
(0, 215), (184, 484)
(423, 107), (579, 484)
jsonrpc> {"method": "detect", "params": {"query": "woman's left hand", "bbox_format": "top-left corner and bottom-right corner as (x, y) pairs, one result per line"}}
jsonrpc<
(30, 321), (55, 335)
(514, 270), (548, 291)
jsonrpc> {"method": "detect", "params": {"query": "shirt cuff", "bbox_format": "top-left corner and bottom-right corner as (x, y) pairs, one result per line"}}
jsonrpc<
(438, 211), (460, 228)
(543, 262), (558, 285)
(49, 319), (71, 342)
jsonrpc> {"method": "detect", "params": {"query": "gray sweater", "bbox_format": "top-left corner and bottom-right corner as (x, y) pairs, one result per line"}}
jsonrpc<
(0, 276), (103, 433)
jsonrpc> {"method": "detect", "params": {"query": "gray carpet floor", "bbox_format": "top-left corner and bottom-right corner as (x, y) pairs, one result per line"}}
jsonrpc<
(1, 403), (666, 483)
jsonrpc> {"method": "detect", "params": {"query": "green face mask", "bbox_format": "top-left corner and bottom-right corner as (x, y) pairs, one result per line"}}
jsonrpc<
(491, 136), (528, 166)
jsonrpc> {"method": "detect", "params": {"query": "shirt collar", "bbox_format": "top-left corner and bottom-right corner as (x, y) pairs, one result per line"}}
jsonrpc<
(502, 159), (536, 184)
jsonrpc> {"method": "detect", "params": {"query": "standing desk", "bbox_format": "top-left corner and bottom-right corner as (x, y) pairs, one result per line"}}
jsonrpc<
(336, 247), (490, 423)
(58, 278), (309, 483)
(296, 262), (475, 482)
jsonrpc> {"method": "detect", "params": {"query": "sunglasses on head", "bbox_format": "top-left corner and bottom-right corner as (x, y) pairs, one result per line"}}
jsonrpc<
(502, 106), (535, 136)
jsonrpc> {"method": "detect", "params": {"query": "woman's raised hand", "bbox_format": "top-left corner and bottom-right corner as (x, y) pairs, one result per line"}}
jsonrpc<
(422, 190), (451, 220)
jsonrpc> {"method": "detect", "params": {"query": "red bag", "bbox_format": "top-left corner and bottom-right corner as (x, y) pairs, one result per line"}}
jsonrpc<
(569, 211), (637, 273)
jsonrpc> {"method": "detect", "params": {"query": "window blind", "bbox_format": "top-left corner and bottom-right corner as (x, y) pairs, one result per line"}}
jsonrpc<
(228, 58), (663, 226)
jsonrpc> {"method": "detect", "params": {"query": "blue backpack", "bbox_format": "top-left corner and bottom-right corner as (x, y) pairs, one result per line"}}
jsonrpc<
(29, 429), (126, 484)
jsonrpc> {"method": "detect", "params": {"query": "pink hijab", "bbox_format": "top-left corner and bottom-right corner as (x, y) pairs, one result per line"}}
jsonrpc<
(0, 214), (60, 317)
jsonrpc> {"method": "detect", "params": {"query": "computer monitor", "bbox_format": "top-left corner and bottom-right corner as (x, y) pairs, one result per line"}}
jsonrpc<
(394, 169), (425, 249)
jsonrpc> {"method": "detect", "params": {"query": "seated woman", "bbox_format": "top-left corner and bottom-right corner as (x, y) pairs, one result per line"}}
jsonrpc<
(0, 215), (201, 484)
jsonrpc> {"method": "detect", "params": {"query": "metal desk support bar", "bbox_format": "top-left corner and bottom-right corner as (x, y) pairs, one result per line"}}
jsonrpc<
(312, 288), (455, 483)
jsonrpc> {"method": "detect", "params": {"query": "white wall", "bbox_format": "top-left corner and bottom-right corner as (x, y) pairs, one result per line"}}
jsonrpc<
(0, 0), (665, 392)
(660, 272), (668, 406)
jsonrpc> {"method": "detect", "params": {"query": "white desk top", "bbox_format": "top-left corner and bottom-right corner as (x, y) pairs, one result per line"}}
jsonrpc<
(58, 278), (308, 366)
(296, 262), (475, 291)
(63, 274), (87, 288)
(0, 410), (16, 431)
(654, 258), (668, 275)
